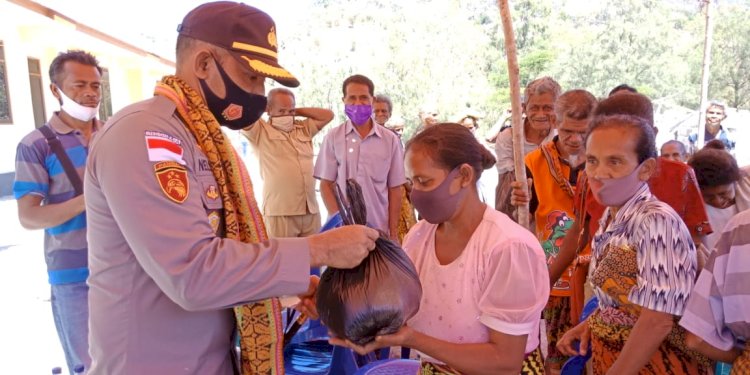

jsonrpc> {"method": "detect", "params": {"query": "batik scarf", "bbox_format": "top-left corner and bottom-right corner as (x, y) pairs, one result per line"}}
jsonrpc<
(155, 76), (284, 375)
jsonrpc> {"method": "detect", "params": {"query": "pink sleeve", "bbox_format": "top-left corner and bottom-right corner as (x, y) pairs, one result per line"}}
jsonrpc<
(477, 240), (550, 336)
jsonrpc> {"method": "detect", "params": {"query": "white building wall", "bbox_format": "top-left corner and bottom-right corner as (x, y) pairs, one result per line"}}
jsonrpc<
(0, 0), (174, 180)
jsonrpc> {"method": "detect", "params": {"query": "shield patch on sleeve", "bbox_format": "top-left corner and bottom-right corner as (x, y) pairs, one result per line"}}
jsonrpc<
(154, 161), (189, 203)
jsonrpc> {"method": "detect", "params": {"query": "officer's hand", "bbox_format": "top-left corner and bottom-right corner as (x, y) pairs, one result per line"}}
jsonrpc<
(307, 225), (378, 268)
(510, 178), (532, 206)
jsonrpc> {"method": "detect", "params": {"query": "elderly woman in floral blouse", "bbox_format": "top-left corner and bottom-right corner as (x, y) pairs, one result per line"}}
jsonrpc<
(557, 114), (712, 374)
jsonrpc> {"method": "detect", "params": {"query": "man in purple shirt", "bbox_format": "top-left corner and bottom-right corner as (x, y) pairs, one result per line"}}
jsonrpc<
(314, 75), (406, 240)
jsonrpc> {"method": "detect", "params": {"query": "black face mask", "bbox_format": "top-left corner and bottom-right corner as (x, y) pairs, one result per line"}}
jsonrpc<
(199, 58), (267, 130)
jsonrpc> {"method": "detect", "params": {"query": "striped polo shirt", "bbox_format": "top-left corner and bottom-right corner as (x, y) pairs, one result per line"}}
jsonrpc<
(680, 209), (750, 352)
(13, 113), (99, 284)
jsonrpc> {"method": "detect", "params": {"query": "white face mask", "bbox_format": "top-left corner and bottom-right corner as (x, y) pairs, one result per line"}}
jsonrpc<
(56, 86), (99, 122)
(270, 115), (295, 132)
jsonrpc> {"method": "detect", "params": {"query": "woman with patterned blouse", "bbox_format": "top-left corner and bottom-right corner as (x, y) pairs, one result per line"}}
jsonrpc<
(557, 114), (712, 374)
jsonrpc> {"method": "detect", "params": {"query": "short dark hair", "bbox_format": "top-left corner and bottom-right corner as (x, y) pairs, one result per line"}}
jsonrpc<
(688, 147), (740, 188)
(704, 139), (726, 151)
(373, 94), (392, 112)
(406, 123), (496, 182)
(608, 84), (638, 96)
(176, 34), (197, 60)
(49, 50), (102, 85)
(661, 140), (687, 156)
(342, 74), (374, 97)
(587, 114), (657, 164)
(268, 87), (295, 105)
(594, 91), (654, 127)
(458, 115), (478, 129)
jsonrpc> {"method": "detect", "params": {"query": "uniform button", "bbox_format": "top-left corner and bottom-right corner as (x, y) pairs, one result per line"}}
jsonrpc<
(349, 148), (354, 153)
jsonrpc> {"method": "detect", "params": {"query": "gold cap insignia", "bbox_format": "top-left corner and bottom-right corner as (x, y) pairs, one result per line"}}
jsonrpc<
(268, 27), (277, 48)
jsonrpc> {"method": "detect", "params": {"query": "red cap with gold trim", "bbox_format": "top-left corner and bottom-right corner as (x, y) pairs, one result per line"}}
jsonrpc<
(177, 1), (299, 87)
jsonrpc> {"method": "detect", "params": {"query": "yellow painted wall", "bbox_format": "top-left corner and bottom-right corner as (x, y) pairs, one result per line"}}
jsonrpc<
(0, 0), (174, 173)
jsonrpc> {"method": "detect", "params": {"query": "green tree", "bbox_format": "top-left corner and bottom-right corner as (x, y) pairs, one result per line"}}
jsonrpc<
(709, 3), (750, 108)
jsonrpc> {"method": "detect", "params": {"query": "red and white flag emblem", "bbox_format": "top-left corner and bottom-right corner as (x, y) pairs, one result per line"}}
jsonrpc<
(145, 131), (185, 165)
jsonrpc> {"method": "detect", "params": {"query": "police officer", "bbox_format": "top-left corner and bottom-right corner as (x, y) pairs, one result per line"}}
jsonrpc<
(84, 2), (377, 374)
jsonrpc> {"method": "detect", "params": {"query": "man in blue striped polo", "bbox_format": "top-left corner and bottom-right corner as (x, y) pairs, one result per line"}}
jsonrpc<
(13, 50), (102, 374)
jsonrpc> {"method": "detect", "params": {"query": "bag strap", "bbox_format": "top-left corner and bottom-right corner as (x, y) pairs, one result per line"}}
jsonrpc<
(38, 126), (84, 196)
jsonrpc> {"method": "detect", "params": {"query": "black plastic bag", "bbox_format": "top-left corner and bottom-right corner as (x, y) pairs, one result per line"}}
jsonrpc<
(316, 179), (422, 346)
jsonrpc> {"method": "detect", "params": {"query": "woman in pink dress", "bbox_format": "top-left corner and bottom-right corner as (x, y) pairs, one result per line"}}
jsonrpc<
(332, 123), (550, 374)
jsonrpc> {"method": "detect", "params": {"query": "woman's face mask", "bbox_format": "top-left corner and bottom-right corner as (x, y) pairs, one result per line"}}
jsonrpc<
(589, 162), (646, 207)
(410, 166), (468, 224)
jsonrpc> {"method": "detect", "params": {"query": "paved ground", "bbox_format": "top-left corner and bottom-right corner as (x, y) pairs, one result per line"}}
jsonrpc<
(0, 198), (67, 374)
(0, 142), (500, 374)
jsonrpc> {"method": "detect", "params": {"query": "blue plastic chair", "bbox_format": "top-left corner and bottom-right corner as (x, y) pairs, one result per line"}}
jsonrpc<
(560, 297), (598, 375)
(284, 317), (360, 375)
(285, 211), (393, 374)
(320, 212), (344, 232)
(353, 359), (420, 375)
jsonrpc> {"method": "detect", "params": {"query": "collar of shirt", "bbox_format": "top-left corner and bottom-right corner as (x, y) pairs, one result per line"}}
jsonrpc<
(526, 128), (556, 147)
(49, 111), (102, 135)
(344, 119), (382, 139)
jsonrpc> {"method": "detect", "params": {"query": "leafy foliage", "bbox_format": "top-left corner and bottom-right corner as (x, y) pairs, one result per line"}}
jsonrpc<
(274, 0), (749, 138)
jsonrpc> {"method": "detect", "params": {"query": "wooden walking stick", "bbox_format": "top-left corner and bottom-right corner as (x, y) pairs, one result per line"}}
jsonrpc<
(497, 0), (530, 229)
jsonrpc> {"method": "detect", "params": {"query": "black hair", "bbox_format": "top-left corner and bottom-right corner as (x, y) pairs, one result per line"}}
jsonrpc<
(594, 91), (654, 127)
(49, 50), (102, 85)
(608, 84), (638, 96)
(688, 147), (740, 188)
(405, 123), (495, 181)
(661, 140), (687, 156)
(342, 74), (375, 97)
(587, 114), (657, 164)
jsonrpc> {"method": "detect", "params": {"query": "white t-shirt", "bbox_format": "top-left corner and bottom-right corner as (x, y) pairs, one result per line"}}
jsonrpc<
(494, 128), (555, 174)
(403, 205), (549, 356)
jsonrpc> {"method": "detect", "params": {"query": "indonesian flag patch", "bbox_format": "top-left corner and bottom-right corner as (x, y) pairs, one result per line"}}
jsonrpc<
(154, 161), (189, 204)
(145, 130), (185, 165)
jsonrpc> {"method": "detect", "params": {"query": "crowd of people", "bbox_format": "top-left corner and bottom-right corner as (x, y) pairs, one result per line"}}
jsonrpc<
(11, 1), (749, 374)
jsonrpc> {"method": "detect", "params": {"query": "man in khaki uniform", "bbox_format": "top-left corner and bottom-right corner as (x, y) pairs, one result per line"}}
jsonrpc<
(242, 88), (332, 237)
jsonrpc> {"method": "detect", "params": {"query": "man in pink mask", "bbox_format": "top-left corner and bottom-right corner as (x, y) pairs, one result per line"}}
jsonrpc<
(314, 74), (406, 240)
